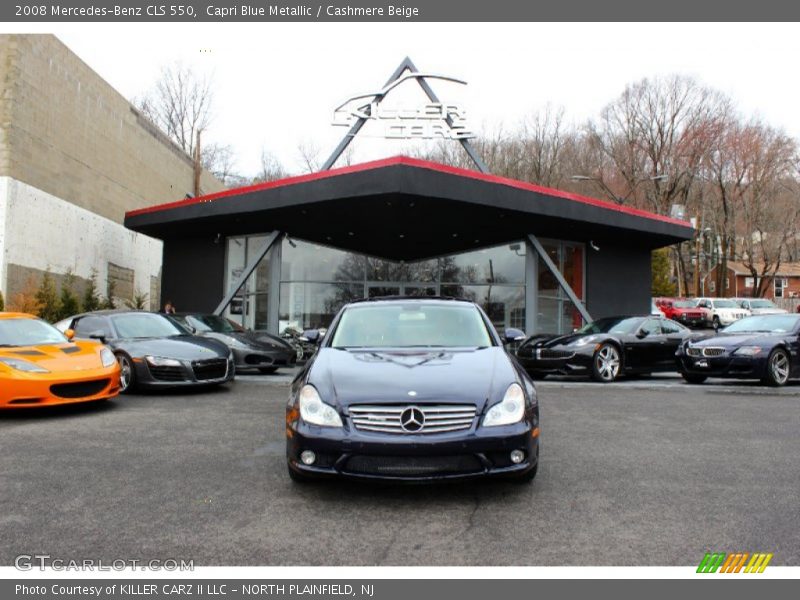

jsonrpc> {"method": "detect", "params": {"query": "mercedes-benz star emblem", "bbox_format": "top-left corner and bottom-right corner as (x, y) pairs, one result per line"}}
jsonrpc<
(400, 407), (425, 432)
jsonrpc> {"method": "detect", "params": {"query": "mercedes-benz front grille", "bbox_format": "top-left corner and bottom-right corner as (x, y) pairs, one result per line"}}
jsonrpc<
(349, 404), (477, 435)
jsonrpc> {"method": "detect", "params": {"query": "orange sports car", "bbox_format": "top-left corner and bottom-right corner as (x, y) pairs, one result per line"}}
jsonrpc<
(0, 312), (121, 408)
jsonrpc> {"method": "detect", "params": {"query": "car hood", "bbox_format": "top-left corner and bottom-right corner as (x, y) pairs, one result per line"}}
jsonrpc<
(202, 331), (292, 351)
(691, 332), (785, 348)
(110, 335), (230, 360)
(533, 332), (610, 348)
(308, 346), (515, 411)
(0, 341), (106, 371)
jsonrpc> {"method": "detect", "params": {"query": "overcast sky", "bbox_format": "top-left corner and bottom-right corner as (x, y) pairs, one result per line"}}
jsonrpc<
(9, 22), (800, 176)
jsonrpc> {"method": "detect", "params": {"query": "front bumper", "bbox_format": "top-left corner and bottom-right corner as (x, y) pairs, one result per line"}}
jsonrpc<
(678, 354), (766, 379)
(134, 356), (235, 388)
(0, 366), (121, 409)
(287, 420), (538, 482)
(517, 349), (593, 376)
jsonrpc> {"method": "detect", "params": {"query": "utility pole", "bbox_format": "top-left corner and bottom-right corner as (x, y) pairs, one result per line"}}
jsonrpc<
(694, 214), (702, 297)
(193, 129), (202, 198)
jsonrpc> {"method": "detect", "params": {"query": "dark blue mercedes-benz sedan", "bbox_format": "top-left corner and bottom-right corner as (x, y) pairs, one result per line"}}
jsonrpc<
(285, 297), (539, 483)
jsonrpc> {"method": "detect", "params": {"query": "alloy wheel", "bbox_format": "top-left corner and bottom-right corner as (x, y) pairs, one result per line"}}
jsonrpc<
(595, 345), (620, 382)
(118, 355), (132, 392)
(769, 350), (790, 386)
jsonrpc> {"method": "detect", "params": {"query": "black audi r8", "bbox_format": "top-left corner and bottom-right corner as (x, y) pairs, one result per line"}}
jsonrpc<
(677, 314), (800, 386)
(55, 310), (234, 392)
(170, 313), (298, 373)
(516, 315), (699, 382)
(285, 297), (538, 483)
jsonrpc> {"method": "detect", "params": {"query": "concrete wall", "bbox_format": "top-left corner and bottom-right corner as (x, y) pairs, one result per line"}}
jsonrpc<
(0, 34), (224, 223)
(0, 177), (163, 308)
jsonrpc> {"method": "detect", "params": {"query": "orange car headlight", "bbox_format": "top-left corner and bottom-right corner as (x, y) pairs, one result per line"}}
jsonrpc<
(0, 357), (49, 373)
(100, 347), (116, 368)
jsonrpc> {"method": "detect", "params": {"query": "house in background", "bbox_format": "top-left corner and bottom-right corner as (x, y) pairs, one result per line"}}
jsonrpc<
(703, 261), (800, 300)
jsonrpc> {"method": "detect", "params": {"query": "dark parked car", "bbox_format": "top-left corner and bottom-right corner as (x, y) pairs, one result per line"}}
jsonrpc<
(285, 297), (538, 483)
(677, 314), (800, 386)
(516, 315), (698, 382)
(55, 311), (234, 392)
(171, 313), (297, 374)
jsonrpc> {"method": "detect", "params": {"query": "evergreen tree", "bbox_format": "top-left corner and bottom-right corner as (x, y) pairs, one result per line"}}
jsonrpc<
(35, 271), (62, 322)
(58, 271), (81, 319)
(651, 249), (677, 297)
(0, 289), (4, 311)
(102, 278), (117, 310)
(82, 269), (102, 312)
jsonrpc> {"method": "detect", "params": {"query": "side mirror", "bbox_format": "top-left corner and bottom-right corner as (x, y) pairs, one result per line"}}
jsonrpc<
(299, 329), (321, 344)
(64, 328), (75, 341)
(503, 328), (526, 344)
(88, 330), (106, 344)
(636, 329), (649, 339)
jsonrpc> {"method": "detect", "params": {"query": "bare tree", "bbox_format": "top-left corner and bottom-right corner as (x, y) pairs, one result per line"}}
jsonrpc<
(253, 148), (289, 183)
(297, 139), (322, 173)
(136, 63), (214, 157)
(202, 142), (238, 185)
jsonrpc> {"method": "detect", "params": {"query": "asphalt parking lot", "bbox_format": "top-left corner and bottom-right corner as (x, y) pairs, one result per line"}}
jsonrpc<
(1, 376), (798, 566)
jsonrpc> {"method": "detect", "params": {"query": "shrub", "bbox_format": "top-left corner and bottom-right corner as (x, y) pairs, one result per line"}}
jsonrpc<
(8, 276), (43, 315)
(651, 248), (677, 297)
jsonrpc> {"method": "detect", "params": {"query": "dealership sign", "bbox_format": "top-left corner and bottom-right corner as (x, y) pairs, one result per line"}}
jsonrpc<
(333, 73), (475, 140)
(322, 57), (488, 172)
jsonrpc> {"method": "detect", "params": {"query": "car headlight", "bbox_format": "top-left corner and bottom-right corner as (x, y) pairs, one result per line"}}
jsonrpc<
(570, 335), (597, 347)
(145, 355), (182, 367)
(100, 347), (116, 368)
(483, 383), (526, 427)
(297, 384), (343, 428)
(0, 357), (49, 373)
(734, 346), (762, 356)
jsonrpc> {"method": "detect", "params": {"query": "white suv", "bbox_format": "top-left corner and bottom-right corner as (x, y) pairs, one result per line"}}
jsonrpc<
(734, 298), (788, 315)
(694, 297), (750, 330)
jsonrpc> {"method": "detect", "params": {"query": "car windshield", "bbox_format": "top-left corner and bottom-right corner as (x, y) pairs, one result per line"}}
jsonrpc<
(722, 314), (800, 334)
(330, 303), (493, 348)
(674, 301), (696, 308)
(748, 300), (777, 309)
(187, 315), (237, 333)
(0, 317), (67, 347)
(576, 317), (644, 335)
(712, 300), (737, 308)
(111, 313), (186, 339)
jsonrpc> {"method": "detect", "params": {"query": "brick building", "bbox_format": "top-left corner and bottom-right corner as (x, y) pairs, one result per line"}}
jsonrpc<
(703, 261), (800, 300)
(0, 34), (224, 309)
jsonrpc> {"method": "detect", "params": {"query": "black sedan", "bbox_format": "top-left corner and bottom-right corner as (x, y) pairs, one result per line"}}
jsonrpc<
(678, 314), (800, 386)
(170, 313), (298, 374)
(285, 297), (538, 483)
(56, 311), (234, 392)
(516, 315), (697, 382)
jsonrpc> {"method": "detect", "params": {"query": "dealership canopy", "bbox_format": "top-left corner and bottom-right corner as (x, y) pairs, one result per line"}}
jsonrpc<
(125, 155), (693, 261)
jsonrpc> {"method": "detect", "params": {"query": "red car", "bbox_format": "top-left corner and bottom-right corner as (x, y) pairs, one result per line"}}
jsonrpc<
(659, 299), (711, 328)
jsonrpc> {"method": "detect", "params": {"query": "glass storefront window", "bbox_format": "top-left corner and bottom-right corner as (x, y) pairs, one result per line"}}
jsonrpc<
(281, 238), (365, 282)
(535, 240), (586, 334)
(279, 282), (363, 333)
(440, 284), (525, 331)
(441, 244), (525, 285)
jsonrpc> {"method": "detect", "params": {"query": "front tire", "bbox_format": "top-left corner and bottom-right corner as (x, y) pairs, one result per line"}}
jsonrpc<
(117, 354), (136, 394)
(592, 344), (621, 382)
(762, 348), (791, 387)
(682, 372), (708, 384)
(712, 316), (721, 331)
